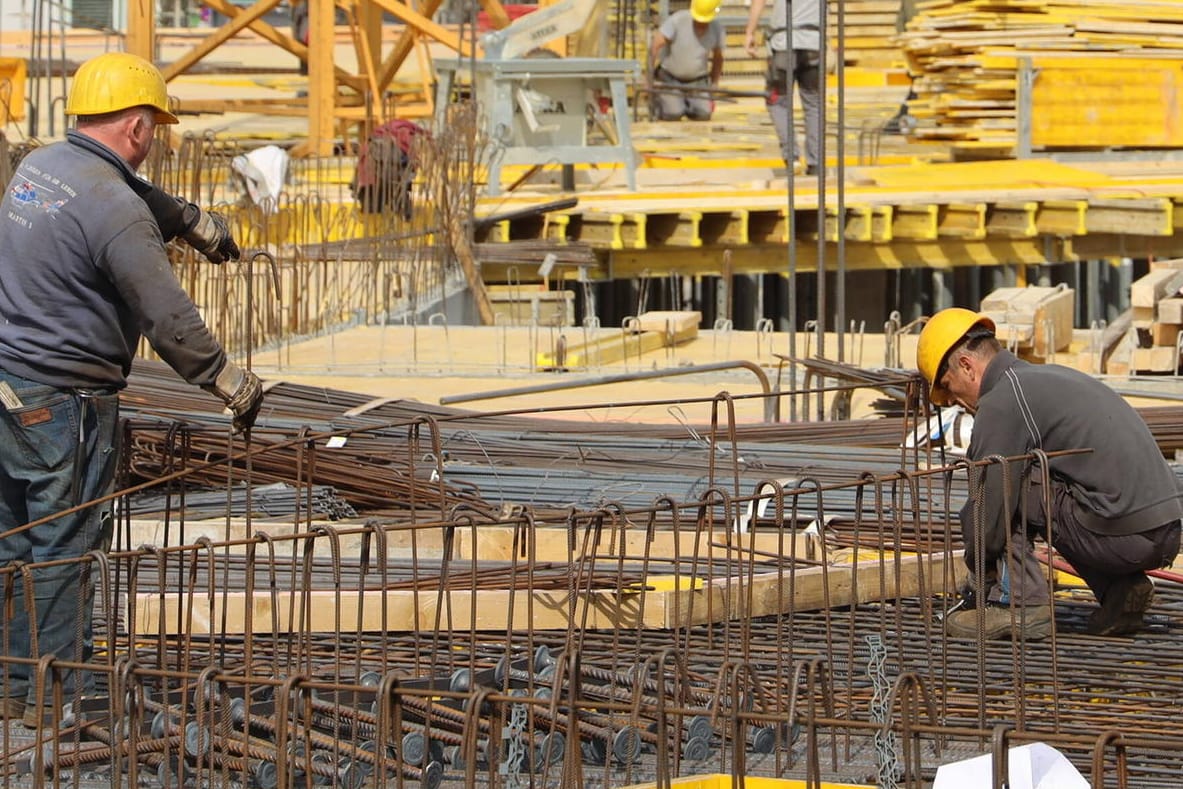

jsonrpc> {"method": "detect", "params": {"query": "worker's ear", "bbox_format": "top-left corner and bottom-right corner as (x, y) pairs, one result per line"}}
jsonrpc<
(128, 110), (152, 143)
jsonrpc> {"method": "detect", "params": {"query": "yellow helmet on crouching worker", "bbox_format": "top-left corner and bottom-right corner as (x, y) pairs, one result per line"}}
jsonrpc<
(916, 307), (996, 406)
(66, 52), (179, 124)
(690, 0), (721, 23)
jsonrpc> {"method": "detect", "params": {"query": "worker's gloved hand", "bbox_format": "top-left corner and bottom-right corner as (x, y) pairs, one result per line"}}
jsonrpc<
(202, 362), (264, 434)
(183, 210), (241, 265)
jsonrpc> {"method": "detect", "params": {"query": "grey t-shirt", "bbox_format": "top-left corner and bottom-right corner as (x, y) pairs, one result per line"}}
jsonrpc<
(768, 0), (821, 52)
(658, 9), (724, 81)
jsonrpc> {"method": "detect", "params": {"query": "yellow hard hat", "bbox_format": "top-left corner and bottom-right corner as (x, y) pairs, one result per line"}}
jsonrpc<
(66, 52), (178, 124)
(916, 307), (996, 406)
(690, 0), (721, 23)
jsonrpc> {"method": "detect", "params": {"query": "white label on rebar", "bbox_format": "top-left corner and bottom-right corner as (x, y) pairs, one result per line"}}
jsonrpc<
(325, 436), (348, 448)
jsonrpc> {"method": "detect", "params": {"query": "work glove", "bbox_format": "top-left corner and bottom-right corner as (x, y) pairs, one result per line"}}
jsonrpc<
(183, 210), (241, 265)
(202, 362), (264, 434)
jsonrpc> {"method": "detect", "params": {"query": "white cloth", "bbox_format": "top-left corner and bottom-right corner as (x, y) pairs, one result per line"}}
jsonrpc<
(932, 743), (1089, 789)
(231, 145), (289, 211)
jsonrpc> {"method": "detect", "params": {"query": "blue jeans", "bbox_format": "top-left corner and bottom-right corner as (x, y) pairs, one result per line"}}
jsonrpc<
(0, 368), (119, 704)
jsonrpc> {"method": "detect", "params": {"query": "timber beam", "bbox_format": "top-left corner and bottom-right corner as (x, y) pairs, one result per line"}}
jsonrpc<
(133, 551), (960, 634)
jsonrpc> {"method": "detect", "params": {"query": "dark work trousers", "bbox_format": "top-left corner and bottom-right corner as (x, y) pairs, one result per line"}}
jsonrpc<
(1016, 478), (1181, 605)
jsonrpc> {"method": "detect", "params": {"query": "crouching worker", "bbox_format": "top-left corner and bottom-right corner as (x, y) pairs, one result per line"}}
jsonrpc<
(917, 307), (1182, 640)
(352, 119), (426, 220)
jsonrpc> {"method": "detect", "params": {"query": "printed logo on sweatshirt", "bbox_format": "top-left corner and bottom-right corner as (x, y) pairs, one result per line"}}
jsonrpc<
(10, 178), (67, 216)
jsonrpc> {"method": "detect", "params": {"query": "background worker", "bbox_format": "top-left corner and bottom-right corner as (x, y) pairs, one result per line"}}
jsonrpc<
(0, 52), (264, 728)
(917, 308), (1182, 640)
(744, 0), (822, 173)
(648, 0), (725, 121)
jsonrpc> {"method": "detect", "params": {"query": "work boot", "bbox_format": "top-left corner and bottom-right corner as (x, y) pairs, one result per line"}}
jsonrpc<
(1087, 575), (1155, 636)
(0, 698), (24, 719)
(945, 604), (1053, 641)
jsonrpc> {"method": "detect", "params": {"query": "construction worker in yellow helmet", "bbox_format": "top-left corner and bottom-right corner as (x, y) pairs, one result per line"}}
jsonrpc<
(0, 51), (264, 728)
(917, 307), (1181, 642)
(648, 0), (726, 121)
(66, 52), (241, 265)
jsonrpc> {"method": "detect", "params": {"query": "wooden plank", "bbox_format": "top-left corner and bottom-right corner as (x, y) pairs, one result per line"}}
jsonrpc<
(1132, 345), (1180, 372)
(535, 329), (672, 368)
(1158, 297), (1183, 324)
(980, 284), (1073, 355)
(455, 528), (819, 564)
(635, 311), (702, 336)
(1131, 267), (1183, 308)
(130, 551), (963, 635)
(1132, 305), (1156, 327)
(1150, 322), (1180, 348)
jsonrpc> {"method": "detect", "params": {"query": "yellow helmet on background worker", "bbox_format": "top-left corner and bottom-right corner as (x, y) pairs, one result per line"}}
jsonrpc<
(916, 307), (996, 406)
(690, 0), (722, 23)
(66, 52), (179, 124)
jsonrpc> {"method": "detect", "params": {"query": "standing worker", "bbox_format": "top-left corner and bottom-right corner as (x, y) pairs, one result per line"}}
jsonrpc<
(917, 308), (1182, 640)
(0, 52), (264, 728)
(744, 0), (822, 174)
(648, 0), (725, 121)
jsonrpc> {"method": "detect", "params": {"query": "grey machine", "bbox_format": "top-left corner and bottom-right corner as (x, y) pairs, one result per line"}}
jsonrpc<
(434, 0), (640, 196)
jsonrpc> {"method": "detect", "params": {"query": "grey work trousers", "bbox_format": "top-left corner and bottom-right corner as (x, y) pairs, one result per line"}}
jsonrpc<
(765, 48), (821, 170)
(652, 68), (713, 121)
(984, 478), (1181, 607)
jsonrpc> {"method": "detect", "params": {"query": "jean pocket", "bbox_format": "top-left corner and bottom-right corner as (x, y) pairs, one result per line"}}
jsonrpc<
(7, 389), (78, 472)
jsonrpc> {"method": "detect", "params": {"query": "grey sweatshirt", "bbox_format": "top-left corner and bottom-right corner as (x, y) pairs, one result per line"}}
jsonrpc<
(960, 350), (1182, 564)
(0, 131), (227, 390)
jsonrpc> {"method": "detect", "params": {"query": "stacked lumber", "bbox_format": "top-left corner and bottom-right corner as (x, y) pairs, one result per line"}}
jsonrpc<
(735, 0), (905, 68)
(979, 284), (1074, 361)
(829, 0), (907, 67)
(1118, 262), (1183, 374)
(898, 0), (1183, 156)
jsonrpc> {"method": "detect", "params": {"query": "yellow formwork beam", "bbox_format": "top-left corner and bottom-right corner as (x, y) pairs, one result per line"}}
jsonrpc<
(545, 214), (569, 243)
(1085, 198), (1173, 236)
(646, 212), (704, 248)
(579, 212), (626, 250)
(988, 202), (1039, 237)
(700, 210), (750, 246)
(831, 205), (874, 243)
(938, 203), (988, 239)
(891, 204), (939, 240)
(604, 237), (1069, 278)
(1037, 201), (1088, 236)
